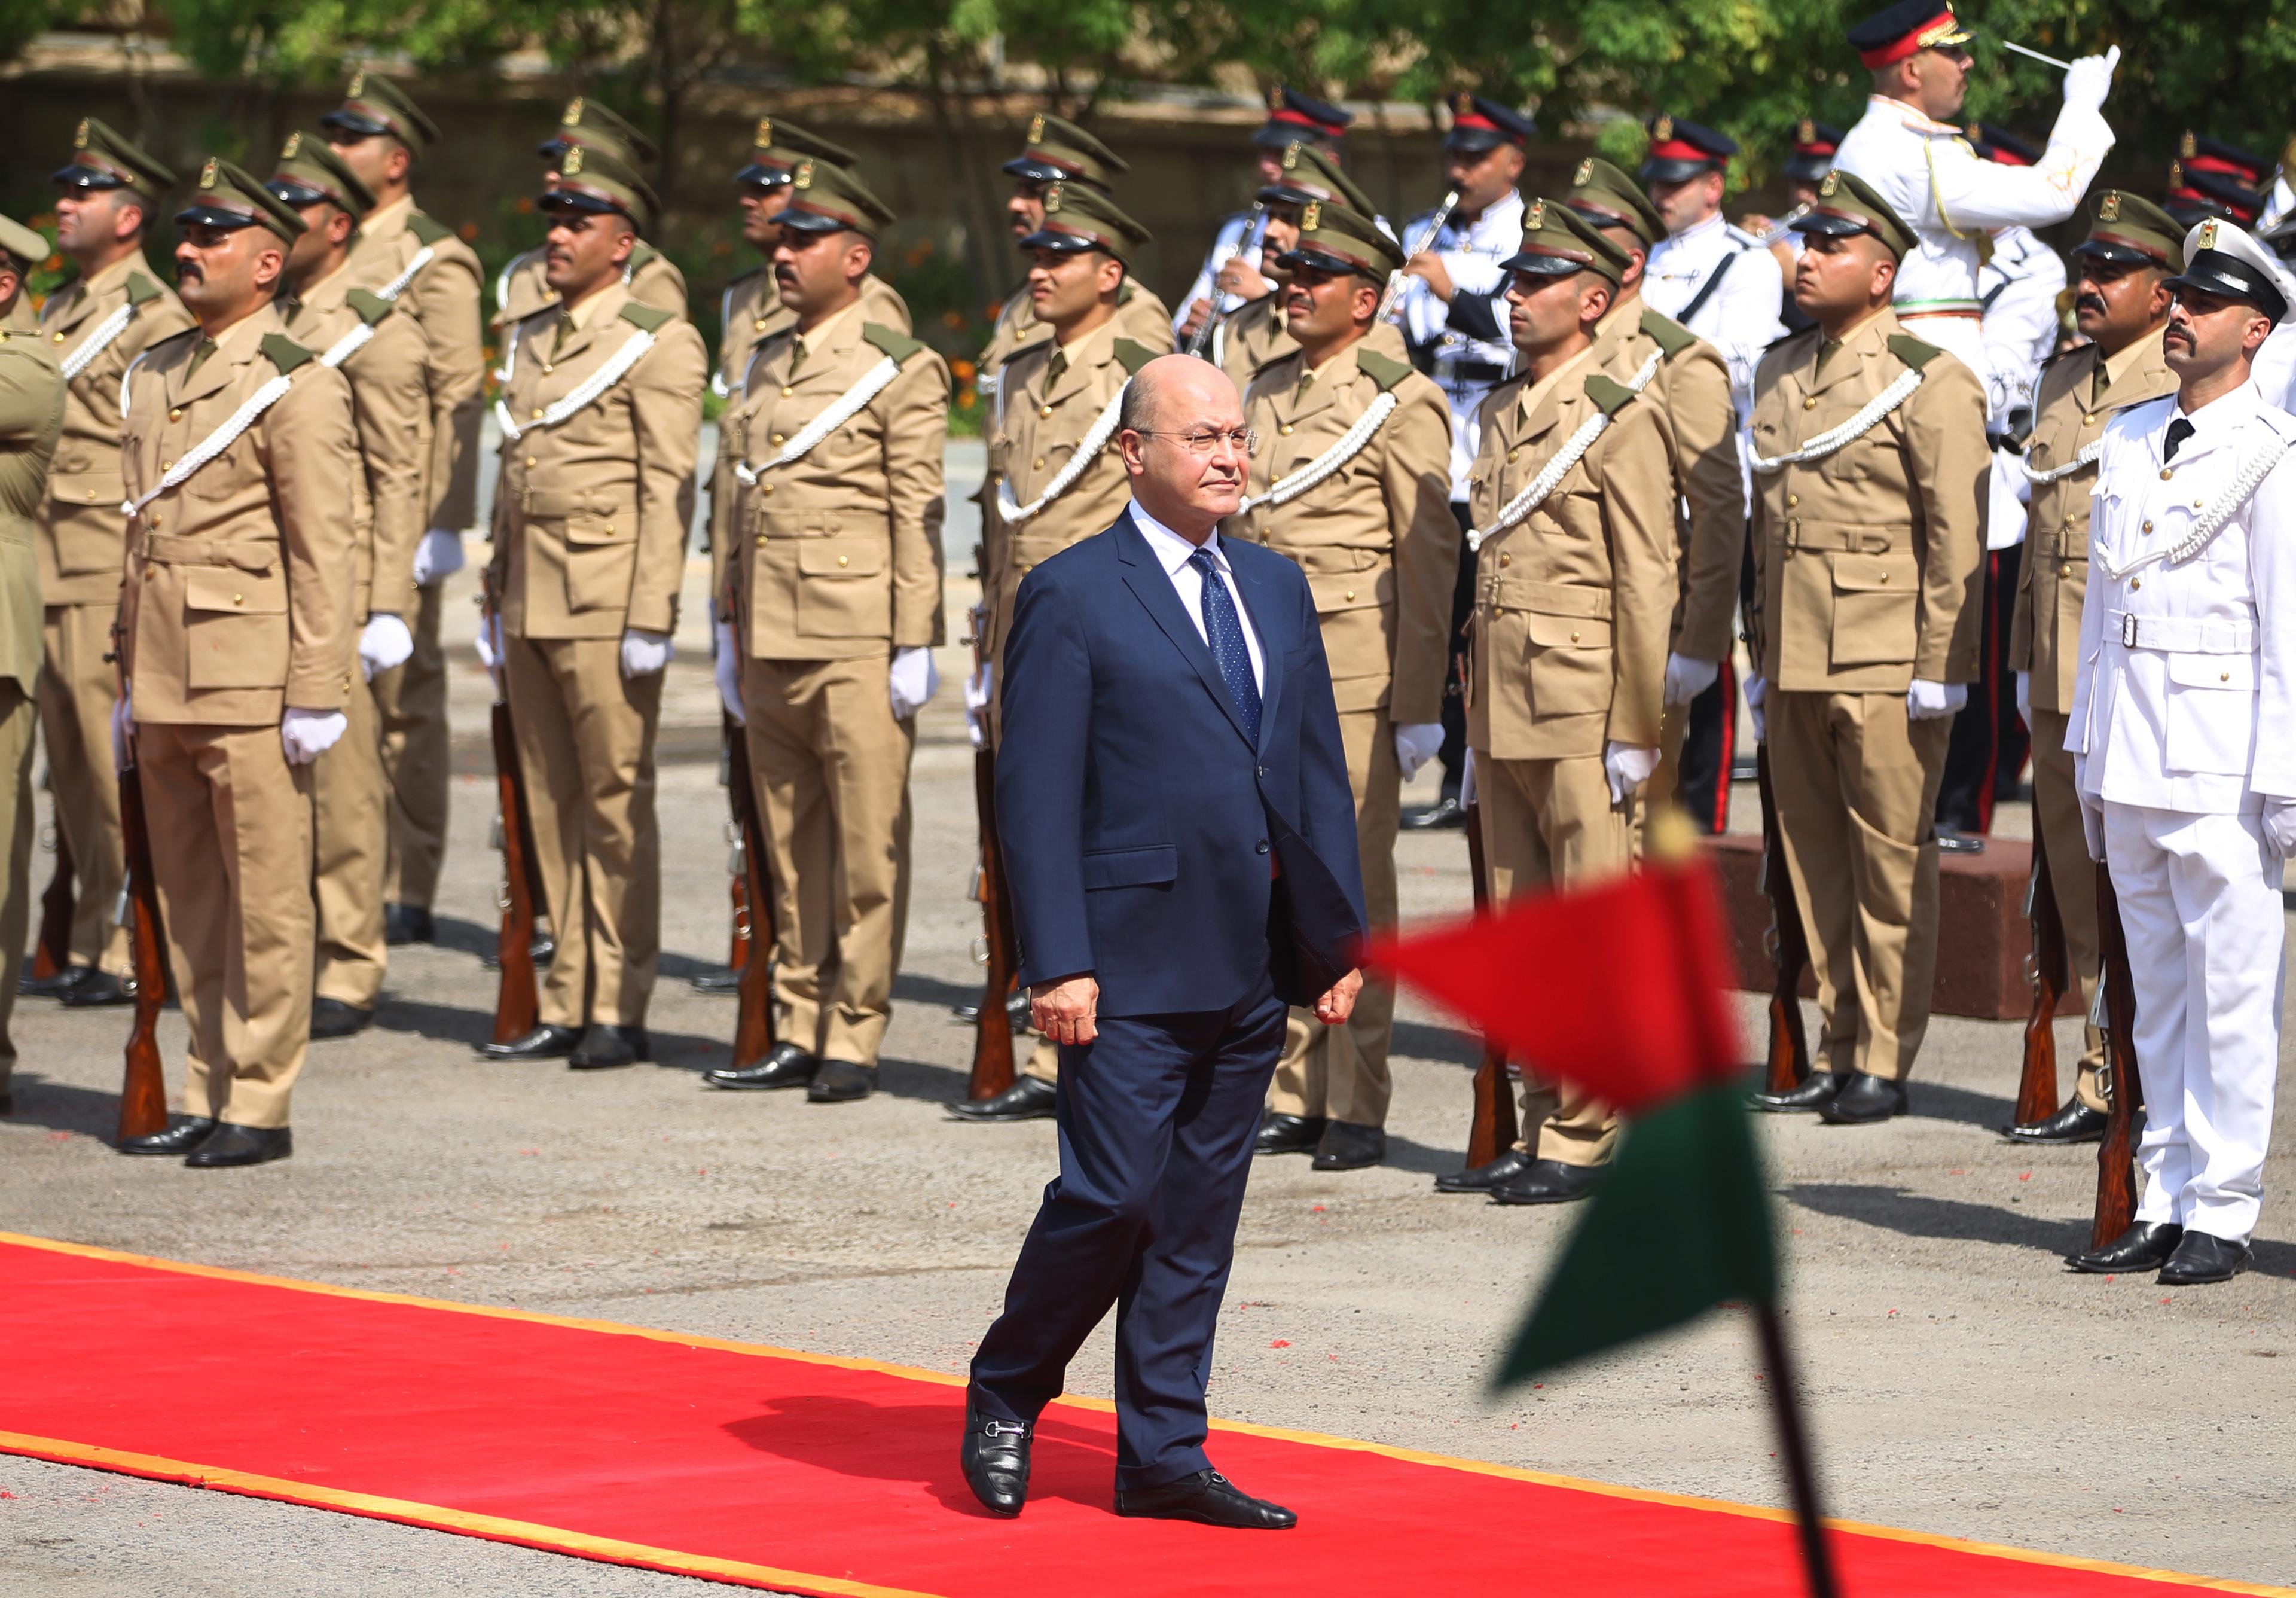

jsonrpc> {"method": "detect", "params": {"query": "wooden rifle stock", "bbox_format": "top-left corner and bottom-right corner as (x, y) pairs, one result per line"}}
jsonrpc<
(488, 664), (541, 1044)
(2090, 862), (2141, 1248)
(2015, 827), (2068, 1126)
(725, 710), (779, 1068)
(1755, 745), (1812, 1094)
(31, 818), (74, 983)
(114, 757), (168, 1142)
(1461, 798), (1519, 1167)
(721, 731), (752, 975)
(969, 746), (1020, 1100)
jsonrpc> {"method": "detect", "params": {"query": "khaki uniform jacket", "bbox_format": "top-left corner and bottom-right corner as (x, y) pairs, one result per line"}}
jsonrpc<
(496, 240), (686, 329)
(1592, 294), (1744, 663)
(282, 267), (431, 620)
(979, 275), (1171, 388)
(1231, 341), (1456, 724)
(1215, 293), (1409, 398)
(0, 332), (63, 690)
(1465, 347), (1678, 760)
(726, 308), (949, 661)
(1747, 310), (1987, 694)
(491, 285), (706, 641)
(5, 295), (36, 334)
(118, 307), (359, 725)
(2007, 330), (2176, 712)
(34, 252), (194, 606)
(343, 197), (486, 536)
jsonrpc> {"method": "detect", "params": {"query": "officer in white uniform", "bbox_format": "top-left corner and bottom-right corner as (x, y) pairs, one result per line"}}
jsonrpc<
(1639, 115), (1785, 425)
(2065, 218), (2296, 1288)
(1173, 89), (1353, 344)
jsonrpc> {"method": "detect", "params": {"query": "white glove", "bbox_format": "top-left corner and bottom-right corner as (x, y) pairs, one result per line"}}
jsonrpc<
(2061, 46), (2120, 118)
(111, 688), (133, 773)
(1393, 721), (1444, 782)
(2264, 798), (2296, 863)
(281, 707), (348, 766)
(964, 661), (993, 750)
(619, 629), (673, 680)
(1906, 678), (1967, 721)
(358, 612), (414, 682)
(889, 645), (939, 721)
(714, 620), (745, 725)
(2074, 753), (2106, 862)
(1604, 741), (1661, 805)
(411, 529), (465, 588)
(1662, 653), (1720, 708)
(1744, 673), (1768, 742)
(2015, 670), (2032, 725)
(475, 611), (505, 694)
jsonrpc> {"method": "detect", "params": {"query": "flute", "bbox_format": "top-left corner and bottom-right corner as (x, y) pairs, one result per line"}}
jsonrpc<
(1377, 188), (1461, 323)
(1754, 201), (1813, 248)
(1186, 202), (1268, 359)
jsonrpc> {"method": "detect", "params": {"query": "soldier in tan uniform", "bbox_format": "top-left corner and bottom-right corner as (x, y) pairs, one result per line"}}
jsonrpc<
(322, 72), (488, 947)
(25, 119), (193, 1007)
(0, 216), (65, 1116)
(478, 147), (706, 1071)
(1230, 199), (1455, 1170)
(268, 135), (432, 1039)
(2004, 191), (2181, 1145)
(701, 159), (948, 1104)
(494, 99), (688, 328)
(1744, 172), (1987, 1126)
(112, 161), (360, 1167)
(946, 182), (1158, 1123)
(1452, 200), (1678, 1205)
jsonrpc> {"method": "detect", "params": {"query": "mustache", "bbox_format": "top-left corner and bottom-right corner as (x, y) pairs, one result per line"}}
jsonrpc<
(176, 263), (203, 282)
(2074, 292), (2108, 318)
(2163, 322), (2194, 344)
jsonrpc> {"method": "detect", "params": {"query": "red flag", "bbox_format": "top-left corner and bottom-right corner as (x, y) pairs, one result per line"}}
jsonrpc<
(1364, 856), (1742, 1116)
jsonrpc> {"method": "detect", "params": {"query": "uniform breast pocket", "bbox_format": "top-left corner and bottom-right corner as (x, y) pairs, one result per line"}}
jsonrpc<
(2163, 652), (2258, 776)
(1828, 550), (1918, 667)
(183, 565), (289, 690)
(560, 508), (637, 614)
(795, 533), (891, 639)
(185, 438), (256, 501)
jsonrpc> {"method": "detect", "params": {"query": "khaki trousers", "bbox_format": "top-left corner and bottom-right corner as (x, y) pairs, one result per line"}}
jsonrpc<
(2030, 708), (2106, 1111)
(310, 668), (389, 1008)
(1768, 690), (1952, 1083)
(506, 634), (662, 1029)
(139, 721), (314, 1129)
(1269, 704), (1400, 1128)
(374, 580), (450, 910)
(1479, 751), (1631, 1166)
(38, 605), (130, 977)
(744, 654), (915, 1068)
(0, 681), (34, 1095)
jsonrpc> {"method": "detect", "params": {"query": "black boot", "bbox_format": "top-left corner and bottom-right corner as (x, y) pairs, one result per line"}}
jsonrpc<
(119, 1117), (218, 1156)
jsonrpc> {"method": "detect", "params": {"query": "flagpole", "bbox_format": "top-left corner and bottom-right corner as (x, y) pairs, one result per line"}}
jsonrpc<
(1752, 1301), (1840, 1598)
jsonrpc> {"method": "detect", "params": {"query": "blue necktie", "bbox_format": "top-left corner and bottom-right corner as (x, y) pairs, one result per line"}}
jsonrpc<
(1190, 545), (1261, 745)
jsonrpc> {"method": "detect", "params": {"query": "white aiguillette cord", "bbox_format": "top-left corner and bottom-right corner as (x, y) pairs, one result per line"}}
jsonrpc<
(1236, 391), (1399, 515)
(2021, 437), (2101, 486)
(60, 303), (136, 382)
(733, 356), (902, 485)
(2096, 432), (2295, 581)
(997, 382), (1128, 524)
(121, 374), (295, 517)
(495, 325), (659, 444)
(374, 245), (433, 304)
(1748, 368), (1923, 474)
(1467, 349), (1663, 553)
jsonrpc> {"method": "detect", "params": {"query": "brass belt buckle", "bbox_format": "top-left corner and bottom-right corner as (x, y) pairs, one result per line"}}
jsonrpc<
(2121, 612), (2138, 648)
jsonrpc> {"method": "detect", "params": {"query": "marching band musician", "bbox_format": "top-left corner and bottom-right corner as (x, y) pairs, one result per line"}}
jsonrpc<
(1174, 87), (1353, 348)
(1639, 115), (1784, 429)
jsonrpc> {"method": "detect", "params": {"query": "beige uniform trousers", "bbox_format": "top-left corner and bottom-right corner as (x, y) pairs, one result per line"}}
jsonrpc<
(38, 605), (131, 977)
(2029, 707), (2107, 1111)
(0, 681), (33, 1095)
(1767, 690), (1952, 1083)
(1480, 753), (1631, 1166)
(506, 635), (663, 1029)
(138, 721), (315, 1129)
(374, 579), (451, 910)
(310, 668), (388, 1009)
(743, 655), (915, 1068)
(1269, 704), (1402, 1127)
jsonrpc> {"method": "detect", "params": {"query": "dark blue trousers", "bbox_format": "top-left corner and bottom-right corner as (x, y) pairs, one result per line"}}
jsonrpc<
(969, 969), (1288, 1489)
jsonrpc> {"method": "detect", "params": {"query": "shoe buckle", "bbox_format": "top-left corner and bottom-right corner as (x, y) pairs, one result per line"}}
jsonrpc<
(982, 1420), (1028, 1438)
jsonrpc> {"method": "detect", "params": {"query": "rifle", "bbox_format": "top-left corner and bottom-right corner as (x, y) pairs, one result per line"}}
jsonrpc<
(1755, 744), (1812, 1094)
(2015, 828), (2068, 1126)
(484, 584), (541, 1044)
(689, 730), (752, 993)
(2090, 861), (2141, 1248)
(1461, 796), (1519, 1166)
(967, 598), (1020, 1100)
(114, 751), (168, 1143)
(30, 820), (74, 983)
(723, 707), (779, 1069)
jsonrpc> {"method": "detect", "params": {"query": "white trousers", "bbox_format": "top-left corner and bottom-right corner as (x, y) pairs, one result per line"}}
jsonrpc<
(2104, 803), (2286, 1242)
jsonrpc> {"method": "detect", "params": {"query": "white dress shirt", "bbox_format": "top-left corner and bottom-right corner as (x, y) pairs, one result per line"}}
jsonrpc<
(1132, 502), (1267, 691)
(1176, 209), (1264, 329)
(1644, 210), (1785, 418)
(1395, 188), (1523, 499)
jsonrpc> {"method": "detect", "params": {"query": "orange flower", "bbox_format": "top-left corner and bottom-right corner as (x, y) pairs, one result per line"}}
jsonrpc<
(514, 197), (534, 215)
(712, 239), (733, 255)
(950, 358), (976, 380)
(941, 309), (967, 330)
(459, 222), (480, 242)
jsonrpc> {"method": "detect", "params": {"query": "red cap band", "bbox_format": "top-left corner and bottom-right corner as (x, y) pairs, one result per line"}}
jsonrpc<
(1856, 8), (1962, 68)
(1647, 138), (1712, 164)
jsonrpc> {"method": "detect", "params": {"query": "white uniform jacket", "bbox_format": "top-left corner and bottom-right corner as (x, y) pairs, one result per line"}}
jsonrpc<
(1644, 212), (1785, 419)
(1394, 188), (1523, 499)
(1176, 209), (1262, 330)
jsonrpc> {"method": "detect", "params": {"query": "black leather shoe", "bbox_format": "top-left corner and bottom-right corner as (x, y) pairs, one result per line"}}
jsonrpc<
(1819, 1072), (1908, 1124)
(2066, 1222), (2183, 1274)
(185, 1124), (292, 1167)
(569, 1024), (648, 1069)
(1253, 1113), (1327, 1156)
(1490, 1158), (1602, 1206)
(808, 1059), (877, 1102)
(60, 969), (133, 1007)
(2158, 1231), (2251, 1286)
(704, 1040), (817, 1090)
(1312, 1121), (1385, 1171)
(19, 963), (89, 999)
(480, 931), (554, 971)
(118, 1116), (218, 1156)
(961, 1397), (1031, 1517)
(481, 1024), (582, 1061)
(2005, 1098), (2108, 1145)
(1402, 795), (1465, 831)
(689, 966), (743, 993)
(951, 1076), (1058, 1121)
(310, 997), (374, 1039)
(1434, 1149), (1534, 1194)
(1750, 1072), (1843, 1113)
(1116, 1468), (1297, 1530)
(383, 903), (434, 946)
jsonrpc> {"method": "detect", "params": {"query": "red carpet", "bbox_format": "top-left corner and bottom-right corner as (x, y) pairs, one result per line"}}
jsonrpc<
(0, 1231), (2276, 1597)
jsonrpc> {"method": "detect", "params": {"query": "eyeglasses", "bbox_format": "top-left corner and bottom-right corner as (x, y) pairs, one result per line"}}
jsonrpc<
(1132, 426), (1258, 455)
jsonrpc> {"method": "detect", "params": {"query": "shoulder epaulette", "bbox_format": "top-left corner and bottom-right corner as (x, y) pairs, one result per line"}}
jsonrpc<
(346, 288), (394, 328)
(619, 301), (674, 333)
(124, 272), (164, 307)
(1584, 373), (1639, 416)
(1638, 309), (1699, 359)
(1113, 337), (1160, 377)
(1116, 280), (1138, 306)
(1355, 348), (1413, 392)
(1887, 332), (1945, 371)
(406, 212), (453, 248)
(862, 322), (928, 363)
(261, 333), (316, 374)
(628, 241), (662, 272)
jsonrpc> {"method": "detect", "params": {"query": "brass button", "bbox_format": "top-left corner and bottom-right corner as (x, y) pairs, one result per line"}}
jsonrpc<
(773, 433), (786, 444)
(1344, 589), (1355, 602)
(755, 535), (767, 546)
(2083, 413), (2097, 426)
(51, 331), (63, 343)
(761, 483), (775, 495)
(231, 593), (244, 606)
(1499, 553), (1512, 567)
(1033, 457), (1044, 470)
(2222, 671), (2232, 682)
(602, 524), (613, 535)
(1039, 405), (1052, 419)
(541, 363), (554, 376)
(836, 554), (849, 568)
(168, 407), (182, 422)
(524, 456), (537, 468)
(144, 567), (154, 580)
(2142, 520), (2153, 532)
(1785, 493), (1799, 508)
(160, 460), (173, 472)
(1802, 396), (1818, 411)
(530, 408), (543, 420)
(1506, 449), (1519, 463)
(1279, 423), (1294, 436)
(2193, 499), (2204, 510)
(84, 489), (99, 502)
(781, 385), (795, 397)
(1570, 629), (1582, 642)
(2130, 578), (2141, 590)
(1879, 572), (1889, 584)
(2160, 468), (2173, 481)
(753, 318), (767, 333)
(2059, 561), (2072, 576)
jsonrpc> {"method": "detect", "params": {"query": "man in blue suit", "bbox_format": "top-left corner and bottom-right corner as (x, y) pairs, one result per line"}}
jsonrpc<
(961, 356), (1367, 1529)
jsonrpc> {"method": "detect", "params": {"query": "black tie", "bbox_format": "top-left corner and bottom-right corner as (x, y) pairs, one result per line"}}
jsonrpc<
(2164, 418), (2195, 462)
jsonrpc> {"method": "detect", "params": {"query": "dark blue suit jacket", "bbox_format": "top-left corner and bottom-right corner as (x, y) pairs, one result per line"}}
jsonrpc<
(996, 507), (1367, 1017)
